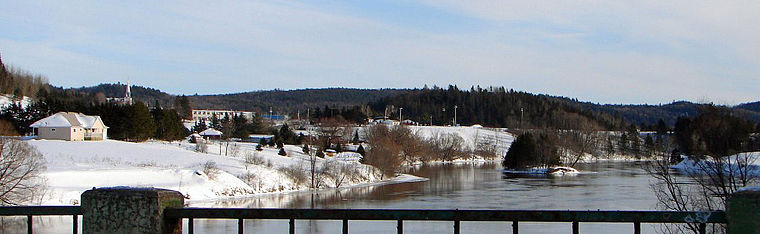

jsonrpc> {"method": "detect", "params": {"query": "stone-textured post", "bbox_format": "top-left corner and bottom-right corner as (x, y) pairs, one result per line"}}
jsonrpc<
(727, 188), (760, 234)
(81, 187), (184, 234)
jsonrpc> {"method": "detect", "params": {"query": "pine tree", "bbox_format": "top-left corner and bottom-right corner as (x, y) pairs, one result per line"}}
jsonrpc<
(352, 130), (360, 144)
(127, 102), (156, 141)
(193, 119), (208, 132)
(356, 144), (366, 156)
(173, 95), (192, 119)
(278, 147), (287, 156)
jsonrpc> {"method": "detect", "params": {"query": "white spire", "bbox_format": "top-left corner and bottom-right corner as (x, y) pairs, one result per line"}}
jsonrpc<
(125, 80), (131, 99)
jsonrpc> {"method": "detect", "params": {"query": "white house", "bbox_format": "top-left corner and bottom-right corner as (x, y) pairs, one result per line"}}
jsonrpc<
(30, 112), (108, 141)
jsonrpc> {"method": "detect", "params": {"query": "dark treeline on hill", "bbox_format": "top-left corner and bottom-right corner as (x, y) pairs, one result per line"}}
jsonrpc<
(737, 101), (760, 113)
(72, 83), (176, 109)
(576, 101), (760, 129)
(370, 85), (626, 130)
(187, 88), (407, 114)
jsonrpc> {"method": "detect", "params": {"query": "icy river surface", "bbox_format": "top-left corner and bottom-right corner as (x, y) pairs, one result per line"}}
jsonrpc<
(191, 161), (661, 234)
(23, 161), (668, 233)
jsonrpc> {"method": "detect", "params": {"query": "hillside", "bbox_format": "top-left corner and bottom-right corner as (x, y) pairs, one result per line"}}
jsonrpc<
(187, 88), (407, 114)
(370, 86), (626, 130)
(72, 83), (176, 108)
(67, 83), (760, 129)
(578, 101), (760, 127)
(737, 101), (760, 113)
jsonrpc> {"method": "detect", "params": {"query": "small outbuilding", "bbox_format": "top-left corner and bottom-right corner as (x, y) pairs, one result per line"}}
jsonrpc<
(199, 128), (223, 140)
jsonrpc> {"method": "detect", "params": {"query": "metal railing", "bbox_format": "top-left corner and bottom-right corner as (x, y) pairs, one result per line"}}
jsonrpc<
(163, 208), (727, 234)
(0, 206), (82, 234)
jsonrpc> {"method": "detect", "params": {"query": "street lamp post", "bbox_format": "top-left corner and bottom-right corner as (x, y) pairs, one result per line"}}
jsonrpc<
(399, 108), (403, 123)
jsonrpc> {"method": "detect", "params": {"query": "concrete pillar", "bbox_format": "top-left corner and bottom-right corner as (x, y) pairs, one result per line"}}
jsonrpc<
(81, 187), (184, 234)
(727, 188), (760, 234)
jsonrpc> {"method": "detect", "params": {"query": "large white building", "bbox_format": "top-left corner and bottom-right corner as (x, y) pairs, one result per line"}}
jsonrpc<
(30, 112), (108, 141)
(192, 109), (254, 123)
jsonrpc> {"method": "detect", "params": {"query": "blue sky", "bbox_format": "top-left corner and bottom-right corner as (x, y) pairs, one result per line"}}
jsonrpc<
(1, 0), (758, 105)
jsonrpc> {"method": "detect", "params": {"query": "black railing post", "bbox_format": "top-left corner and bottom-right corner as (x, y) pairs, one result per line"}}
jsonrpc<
(73, 215), (78, 234)
(27, 215), (32, 234)
(188, 218), (194, 234)
(454, 209), (460, 234)
(289, 218), (295, 234)
(633, 222), (640, 234)
(342, 219), (348, 234)
(454, 220), (460, 234)
(512, 221), (518, 234)
(572, 221), (579, 234)
(238, 218), (243, 234)
(699, 223), (706, 234)
(397, 219), (403, 234)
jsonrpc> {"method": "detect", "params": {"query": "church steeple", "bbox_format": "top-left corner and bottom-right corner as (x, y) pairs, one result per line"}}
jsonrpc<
(125, 81), (131, 99)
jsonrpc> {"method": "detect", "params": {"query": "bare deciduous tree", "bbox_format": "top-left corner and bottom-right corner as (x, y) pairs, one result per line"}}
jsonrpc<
(0, 139), (46, 205)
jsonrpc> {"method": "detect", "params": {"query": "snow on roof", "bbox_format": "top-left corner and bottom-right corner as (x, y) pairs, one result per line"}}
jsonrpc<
(248, 134), (274, 138)
(199, 128), (223, 136)
(30, 112), (104, 128)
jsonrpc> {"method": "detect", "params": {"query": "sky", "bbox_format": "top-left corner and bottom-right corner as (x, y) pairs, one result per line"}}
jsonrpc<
(1, 1), (758, 105)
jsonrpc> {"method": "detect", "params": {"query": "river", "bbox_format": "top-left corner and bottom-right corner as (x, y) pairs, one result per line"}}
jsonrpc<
(13, 161), (669, 233)
(190, 161), (663, 234)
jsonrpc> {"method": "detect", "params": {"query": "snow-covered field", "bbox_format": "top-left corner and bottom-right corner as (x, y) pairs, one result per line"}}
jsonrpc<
(28, 139), (424, 205)
(671, 152), (760, 176)
(409, 125), (514, 156)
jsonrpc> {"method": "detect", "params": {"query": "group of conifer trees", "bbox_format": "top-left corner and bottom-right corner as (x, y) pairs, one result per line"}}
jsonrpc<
(370, 85), (625, 130)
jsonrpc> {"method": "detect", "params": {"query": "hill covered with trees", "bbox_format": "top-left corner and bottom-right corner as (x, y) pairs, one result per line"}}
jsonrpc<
(370, 85), (626, 130)
(186, 88), (407, 114)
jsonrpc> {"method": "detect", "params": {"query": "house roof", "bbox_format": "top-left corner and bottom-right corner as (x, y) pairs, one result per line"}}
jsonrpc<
(30, 112), (106, 128)
(199, 128), (223, 136)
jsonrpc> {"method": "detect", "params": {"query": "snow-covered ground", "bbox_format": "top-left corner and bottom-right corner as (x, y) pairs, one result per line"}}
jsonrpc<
(28, 139), (425, 205)
(408, 125), (514, 156)
(671, 152), (760, 176)
(0, 95), (31, 108)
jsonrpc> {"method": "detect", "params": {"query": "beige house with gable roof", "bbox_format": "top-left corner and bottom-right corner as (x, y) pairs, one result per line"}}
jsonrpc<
(30, 112), (108, 141)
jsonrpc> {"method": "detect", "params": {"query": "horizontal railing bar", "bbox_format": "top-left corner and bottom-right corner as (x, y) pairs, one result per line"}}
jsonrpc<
(164, 208), (727, 224)
(0, 206), (82, 216)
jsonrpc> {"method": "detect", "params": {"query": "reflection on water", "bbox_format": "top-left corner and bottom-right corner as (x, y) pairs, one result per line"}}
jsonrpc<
(187, 161), (662, 233)
(21, 161), (665, 233)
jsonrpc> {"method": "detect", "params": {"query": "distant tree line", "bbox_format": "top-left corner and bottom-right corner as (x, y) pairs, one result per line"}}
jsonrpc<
(370, 85), (625, 130)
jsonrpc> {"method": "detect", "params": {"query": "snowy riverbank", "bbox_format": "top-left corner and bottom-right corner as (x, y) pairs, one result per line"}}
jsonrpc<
(28, 139), (425, 205)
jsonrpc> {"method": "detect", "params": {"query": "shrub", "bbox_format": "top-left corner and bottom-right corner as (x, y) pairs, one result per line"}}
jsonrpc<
(201, 161), (220, 180)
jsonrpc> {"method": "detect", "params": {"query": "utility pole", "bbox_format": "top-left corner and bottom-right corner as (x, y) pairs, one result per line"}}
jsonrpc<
(430, 115), (433, 126)
(442, 108), (446, 125)
(399, 107), (403, 122)
(520, 107), (524, 129)
(454, 105), (458, 126)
